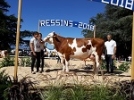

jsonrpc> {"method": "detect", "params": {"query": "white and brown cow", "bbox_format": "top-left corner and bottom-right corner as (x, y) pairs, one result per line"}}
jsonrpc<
(43, 32), (104, 74)
(0, 50), (8, 58)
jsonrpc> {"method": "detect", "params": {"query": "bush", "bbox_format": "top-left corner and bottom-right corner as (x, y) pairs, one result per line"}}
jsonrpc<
(0, 70), (12, 100)
(0, 70), (42, 100)
(101, 60), (117, 70)
(101, 60), (106, 70)
(0, 67), (42, 100)
(0, 56), (14, 67)
(4, 76), (42, 100)
(114, 80), (134, 100)
(118, 62), (130, 72)
(20, 57), (31, 67)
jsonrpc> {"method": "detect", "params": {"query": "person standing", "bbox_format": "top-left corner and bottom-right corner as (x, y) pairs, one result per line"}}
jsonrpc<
(38, 33), (45, 73)
(104, 34), (116, 73)
(30, 32), (41, 74)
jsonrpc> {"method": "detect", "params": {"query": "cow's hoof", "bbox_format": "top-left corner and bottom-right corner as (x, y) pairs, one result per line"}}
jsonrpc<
(92, 74), (99, 79)
(65, 70), (69, 74)
(61, 70), (65, 74)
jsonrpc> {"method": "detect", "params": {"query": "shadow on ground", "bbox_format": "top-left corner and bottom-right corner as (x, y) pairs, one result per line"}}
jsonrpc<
(45, 67), (130, 77)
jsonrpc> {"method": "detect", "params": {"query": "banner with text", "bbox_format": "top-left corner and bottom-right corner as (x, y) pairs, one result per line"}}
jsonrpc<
(39, 19), (95, 31)
(91, 0), (134, 11)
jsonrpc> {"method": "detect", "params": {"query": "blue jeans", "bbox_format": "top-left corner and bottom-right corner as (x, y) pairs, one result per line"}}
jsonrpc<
(105, 55), (114, 73)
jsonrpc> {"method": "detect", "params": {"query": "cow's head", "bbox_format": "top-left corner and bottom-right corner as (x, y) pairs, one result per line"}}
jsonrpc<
(43, 31), (56, 44)
(43, 31), (60, 44)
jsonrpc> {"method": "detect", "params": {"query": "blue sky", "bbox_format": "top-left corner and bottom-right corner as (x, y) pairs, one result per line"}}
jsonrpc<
(7, 0), (106, 49)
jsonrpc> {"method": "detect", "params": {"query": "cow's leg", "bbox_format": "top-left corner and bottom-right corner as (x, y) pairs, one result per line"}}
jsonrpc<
(65, 55), (70, 72)
(57, 53), (66, 72)
(65, 59), (69, 72)
(84, 60), (86, 66)
(61, 58), (66, 72)
(91, 52), (99, 75)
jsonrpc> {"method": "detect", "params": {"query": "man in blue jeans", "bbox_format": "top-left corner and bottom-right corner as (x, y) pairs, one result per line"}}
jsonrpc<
(105, 34), (116, 73)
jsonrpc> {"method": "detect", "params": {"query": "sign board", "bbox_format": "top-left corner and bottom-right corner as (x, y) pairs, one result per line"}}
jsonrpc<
(91, 0), (134, 11)
(39, 19), (95, 31)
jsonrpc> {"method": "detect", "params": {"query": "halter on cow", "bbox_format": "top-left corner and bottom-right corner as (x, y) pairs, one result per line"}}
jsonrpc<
(43, 31), (104, 74)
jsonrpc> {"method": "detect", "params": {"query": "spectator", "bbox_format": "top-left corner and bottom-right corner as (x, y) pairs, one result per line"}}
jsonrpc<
(30, 32), (41, 74)
(38, 33), (45, 73)
(104, 34), (116, 73)
(128, 55), (132, 62)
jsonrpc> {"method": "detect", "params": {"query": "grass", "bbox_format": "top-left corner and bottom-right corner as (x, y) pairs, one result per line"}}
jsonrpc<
(0, 57), (132, 100)
(40, 83), (126, 100)
(38, 72), (131, 100)
(89, 84), (125, 100)
(0, 69), (133, 100)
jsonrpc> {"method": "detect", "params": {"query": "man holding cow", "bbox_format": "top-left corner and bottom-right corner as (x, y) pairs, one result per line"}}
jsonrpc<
(29, 32), (45, 74)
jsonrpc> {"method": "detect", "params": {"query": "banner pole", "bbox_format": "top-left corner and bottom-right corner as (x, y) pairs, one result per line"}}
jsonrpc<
(38, 20), (40, 33)
(93, 25), (96, 38)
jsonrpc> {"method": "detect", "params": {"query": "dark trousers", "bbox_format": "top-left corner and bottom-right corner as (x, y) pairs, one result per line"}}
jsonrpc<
(105, 55), (114, 73)
(40, 50), (44, 71)
(31, 52), (40, 72)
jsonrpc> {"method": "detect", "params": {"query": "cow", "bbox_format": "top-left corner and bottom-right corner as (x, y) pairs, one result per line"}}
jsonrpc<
(11, 49), (23, 56)
(45, 48), (61, 63)
(45, 48), (57, 57)
(0, 50), (8, 58)
(43, 31), (104, 74)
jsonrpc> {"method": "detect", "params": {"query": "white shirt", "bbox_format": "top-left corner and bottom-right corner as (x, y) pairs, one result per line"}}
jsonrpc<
(128, 56), (132, 61)
(30, 37), (41, 52)
(104, 39), (116, 55)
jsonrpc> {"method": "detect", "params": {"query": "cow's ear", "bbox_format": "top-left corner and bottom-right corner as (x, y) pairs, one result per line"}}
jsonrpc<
(53, 32), (60, 42)
(54, 35), (60, 42)
(53, 32), (57, 37)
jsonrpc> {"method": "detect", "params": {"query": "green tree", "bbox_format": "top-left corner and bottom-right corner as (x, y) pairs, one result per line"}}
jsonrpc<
(0, 0), (34, 50)
(82, 5), (133, 58)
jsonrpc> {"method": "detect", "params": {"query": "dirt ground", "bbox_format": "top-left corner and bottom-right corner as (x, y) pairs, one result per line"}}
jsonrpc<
(0, 58), (131, 87)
